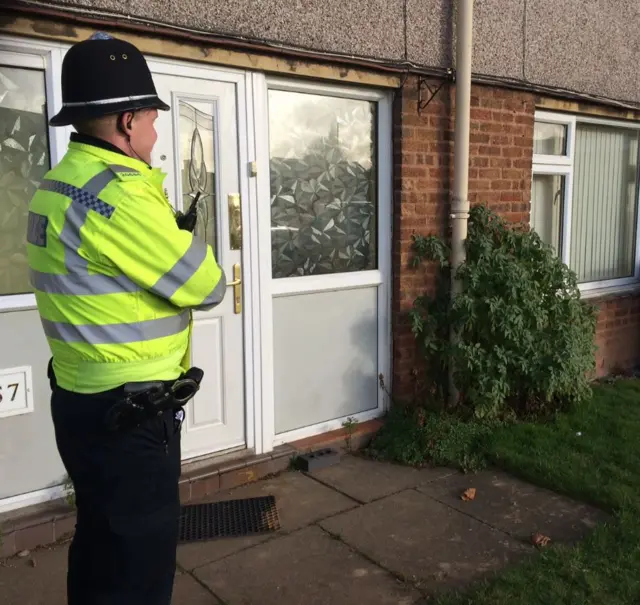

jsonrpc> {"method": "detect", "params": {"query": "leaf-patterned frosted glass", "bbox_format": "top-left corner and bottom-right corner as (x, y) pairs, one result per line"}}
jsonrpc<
(268, 90), (377, 278)
(0, 66), (50, 295)
(178, 100), (217, 254)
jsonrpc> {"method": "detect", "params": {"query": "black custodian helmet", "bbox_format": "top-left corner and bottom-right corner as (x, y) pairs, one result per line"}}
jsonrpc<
(49, 32), (170, 127)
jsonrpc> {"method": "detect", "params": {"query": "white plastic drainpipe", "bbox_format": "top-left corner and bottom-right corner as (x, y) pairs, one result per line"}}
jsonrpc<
(449, 0), (474, 406)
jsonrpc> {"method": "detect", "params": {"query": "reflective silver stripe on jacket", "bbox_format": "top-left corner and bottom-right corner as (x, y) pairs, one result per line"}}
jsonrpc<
(29, 269), (141, 296)
(32, 165), (218, 304)
(196, 270), (227, 310)
(41, 311), (190, 345)
(39, 175), (116, 219)
(150, 237), (209, 300)
(31, 166), (142, 296)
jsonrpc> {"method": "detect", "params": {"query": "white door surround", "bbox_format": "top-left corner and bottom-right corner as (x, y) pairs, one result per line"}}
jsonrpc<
(149, 59), (393, 460)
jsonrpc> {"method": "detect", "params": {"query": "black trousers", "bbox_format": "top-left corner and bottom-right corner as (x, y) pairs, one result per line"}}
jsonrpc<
(51, 381), (181, 605)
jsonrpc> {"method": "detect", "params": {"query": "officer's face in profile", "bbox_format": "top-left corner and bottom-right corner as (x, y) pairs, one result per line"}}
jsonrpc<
(129, 108), (158, 164)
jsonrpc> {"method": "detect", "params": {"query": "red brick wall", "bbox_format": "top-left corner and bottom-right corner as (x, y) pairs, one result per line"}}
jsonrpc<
(392, 78), (536, 399)
(593, 294), (640, 377)
(391, 77), (640, 398)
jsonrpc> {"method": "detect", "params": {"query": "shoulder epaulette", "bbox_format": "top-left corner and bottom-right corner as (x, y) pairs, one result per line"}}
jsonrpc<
(107, 164), (144, 182)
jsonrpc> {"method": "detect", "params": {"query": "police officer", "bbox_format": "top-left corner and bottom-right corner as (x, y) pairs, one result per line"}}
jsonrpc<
(26, 33), (226, 605)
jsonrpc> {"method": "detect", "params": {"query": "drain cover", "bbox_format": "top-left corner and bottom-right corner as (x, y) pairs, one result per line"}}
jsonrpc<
(178, 496), (280, 542)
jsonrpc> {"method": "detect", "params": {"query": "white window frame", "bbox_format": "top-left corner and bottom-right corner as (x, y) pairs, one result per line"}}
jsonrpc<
(253, 76), (392, 447)
(0, 36), (71, 312)
(532, 110), (640, 294)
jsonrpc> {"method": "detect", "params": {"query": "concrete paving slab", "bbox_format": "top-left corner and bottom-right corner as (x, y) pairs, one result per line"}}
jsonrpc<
(320, 489), (532, 594)
(0, 544), (68, 605)
(417, 470), (608, 543)
(0, 543), (215, 604)
(311, 455), (454, 503)
(172, 572), (219, 604)
(194, 525), (421, 605)
(178, 471), (357, 570)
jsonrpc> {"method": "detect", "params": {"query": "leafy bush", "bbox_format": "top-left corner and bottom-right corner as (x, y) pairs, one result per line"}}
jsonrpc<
(410, 205), (597, 419)
(367, 405), (493, 472)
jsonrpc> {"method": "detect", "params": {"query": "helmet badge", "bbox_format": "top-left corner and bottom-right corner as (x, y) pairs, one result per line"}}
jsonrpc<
(89, 32), (113, 41)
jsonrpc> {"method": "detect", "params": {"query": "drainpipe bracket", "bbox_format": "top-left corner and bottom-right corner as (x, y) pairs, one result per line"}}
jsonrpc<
(417, 68), (455, 114)
(450, 198), (470, 218)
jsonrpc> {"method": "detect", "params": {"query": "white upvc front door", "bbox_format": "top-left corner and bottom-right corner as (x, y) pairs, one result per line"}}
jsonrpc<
(151, 64), (248, 459)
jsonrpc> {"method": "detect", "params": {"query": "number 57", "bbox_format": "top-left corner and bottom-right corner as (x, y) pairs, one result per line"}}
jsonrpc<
(0, 383), (19, 403)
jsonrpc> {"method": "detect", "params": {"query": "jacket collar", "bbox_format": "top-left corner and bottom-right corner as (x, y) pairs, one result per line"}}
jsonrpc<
(68, 135), (154, 176)
(70, 132), (126, 157)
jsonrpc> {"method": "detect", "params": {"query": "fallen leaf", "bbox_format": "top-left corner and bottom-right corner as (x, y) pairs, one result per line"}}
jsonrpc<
(461, 488), (476, 501)
(17, 550), (30, 558)
(29, 559), (36, 568)
(531, 533), (551, 548)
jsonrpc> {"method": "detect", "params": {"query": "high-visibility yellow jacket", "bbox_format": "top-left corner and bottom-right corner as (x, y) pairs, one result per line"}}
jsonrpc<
(26, 140), (226, 393)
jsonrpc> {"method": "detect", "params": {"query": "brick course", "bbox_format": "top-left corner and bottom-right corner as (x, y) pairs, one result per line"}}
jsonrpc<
(392, 78), (535, 399)
(593, 293), (640, 376)
(391, 77), (640, 399)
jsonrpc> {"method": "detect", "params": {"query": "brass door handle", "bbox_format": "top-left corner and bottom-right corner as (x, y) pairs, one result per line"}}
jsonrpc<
(227, 263), (242, 314)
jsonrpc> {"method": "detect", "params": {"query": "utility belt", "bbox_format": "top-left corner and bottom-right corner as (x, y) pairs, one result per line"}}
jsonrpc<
(47, 358), (204, 433)
(104, 367), (204, 432)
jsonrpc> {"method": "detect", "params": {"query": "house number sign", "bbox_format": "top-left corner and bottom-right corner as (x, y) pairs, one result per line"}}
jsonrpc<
(0, 366), (34, 418)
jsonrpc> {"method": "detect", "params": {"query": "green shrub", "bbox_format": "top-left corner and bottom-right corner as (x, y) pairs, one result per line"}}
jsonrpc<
(410, 205), (597, 420)
(367, 405), (493, 472)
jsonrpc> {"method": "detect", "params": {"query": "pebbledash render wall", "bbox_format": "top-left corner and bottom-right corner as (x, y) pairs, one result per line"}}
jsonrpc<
(390, 77), (640, 399)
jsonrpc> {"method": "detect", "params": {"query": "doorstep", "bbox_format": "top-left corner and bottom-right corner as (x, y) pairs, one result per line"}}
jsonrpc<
(0, 418), (383, 559)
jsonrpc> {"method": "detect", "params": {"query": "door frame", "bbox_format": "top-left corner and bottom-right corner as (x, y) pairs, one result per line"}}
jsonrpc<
(251, 75), (393, 449)
(129, 63), (394, 456)
(147, 57), (262, 455)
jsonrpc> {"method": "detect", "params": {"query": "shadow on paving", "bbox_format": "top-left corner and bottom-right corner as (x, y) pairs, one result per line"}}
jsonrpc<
(0, 545), (216, 605)
(0, 456), (607, 604)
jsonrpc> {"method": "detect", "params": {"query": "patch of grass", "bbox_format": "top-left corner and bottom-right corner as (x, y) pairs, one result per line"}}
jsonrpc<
(367, 406), (495, 473)
(62, 474), (76, 509)
(436, 510), (640, 605)
(486, 379), (640, 513)
(342, 416), (358, 453)
(288, 455), (301, 471)
(434, 379), (640, 604)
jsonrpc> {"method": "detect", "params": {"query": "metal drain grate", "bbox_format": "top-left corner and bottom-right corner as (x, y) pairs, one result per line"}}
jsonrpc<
(178, 496), (280, 542)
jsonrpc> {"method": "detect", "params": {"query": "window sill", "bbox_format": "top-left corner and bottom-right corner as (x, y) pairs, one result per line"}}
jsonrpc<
(580, 283), (640, 302)
(0, 294), (37, 313)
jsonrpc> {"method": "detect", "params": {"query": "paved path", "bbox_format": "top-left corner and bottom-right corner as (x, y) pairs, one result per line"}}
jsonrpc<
(0, 455), (606, 604)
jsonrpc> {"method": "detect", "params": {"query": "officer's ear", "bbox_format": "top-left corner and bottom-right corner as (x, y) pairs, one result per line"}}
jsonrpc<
(118, 112), (135, 136)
